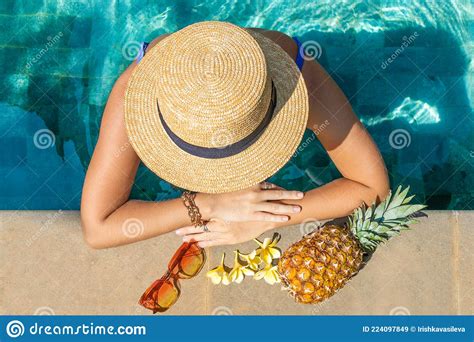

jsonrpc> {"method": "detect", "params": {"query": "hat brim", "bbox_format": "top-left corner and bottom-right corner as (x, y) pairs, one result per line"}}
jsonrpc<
(124, 30), (309, 193)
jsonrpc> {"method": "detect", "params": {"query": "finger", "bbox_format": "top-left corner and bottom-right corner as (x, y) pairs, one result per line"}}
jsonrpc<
(182, 231), (223, 242)
(259, 189), (304, 201)
(175, 225), (199, 236)
(197, 239), (229, 248)
(252, 212), (290, 223)
(200, 222), (229, 233)
(259, 182), (280, 190)
(256, 202), (301, 215)
(176, 221), (220, 235)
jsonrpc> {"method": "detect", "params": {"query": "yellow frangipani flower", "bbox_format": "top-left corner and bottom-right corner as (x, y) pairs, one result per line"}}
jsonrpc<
(206, 254), (231, 285)
(254, 233), (281, 265)
(221, 272), (231, 285)
(208, 234), (282, 286)
(254, 264), (281, 285)
(239, 250), (262, 271)
(229, 251), (255, 284)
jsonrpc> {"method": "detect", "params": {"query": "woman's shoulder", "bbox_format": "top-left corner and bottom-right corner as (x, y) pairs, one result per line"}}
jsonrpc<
(114, 34), (171, 90)
(113, 29), (300, 100)
(248, 28), (298, 60)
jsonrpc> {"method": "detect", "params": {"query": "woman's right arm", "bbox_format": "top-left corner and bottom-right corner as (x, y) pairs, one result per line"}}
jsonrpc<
(80, 37), (194, 248)
(80, 37), (303, 249)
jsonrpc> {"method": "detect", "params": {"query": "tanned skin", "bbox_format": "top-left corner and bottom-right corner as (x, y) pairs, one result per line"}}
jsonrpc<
(81, 29), (389, 249)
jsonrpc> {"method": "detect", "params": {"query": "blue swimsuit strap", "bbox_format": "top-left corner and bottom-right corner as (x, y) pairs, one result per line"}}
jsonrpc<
(292, 36), (304, 71)
(135, 42), (149, 64)
(136, 37), (304, 70)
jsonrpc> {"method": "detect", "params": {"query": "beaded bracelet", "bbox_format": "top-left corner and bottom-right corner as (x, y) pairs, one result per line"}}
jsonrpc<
(181, 191), (204, 227)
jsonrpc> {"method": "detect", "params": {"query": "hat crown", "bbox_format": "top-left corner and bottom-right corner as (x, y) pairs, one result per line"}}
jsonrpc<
(125, 21), (309, 193)
(155, 21), (272, 148)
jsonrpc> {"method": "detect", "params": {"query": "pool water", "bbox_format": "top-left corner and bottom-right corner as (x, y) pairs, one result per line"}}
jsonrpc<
(0, 0), (473, 210)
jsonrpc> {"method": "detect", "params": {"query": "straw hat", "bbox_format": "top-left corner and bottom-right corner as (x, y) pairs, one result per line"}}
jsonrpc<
(125, 21), (308, 193)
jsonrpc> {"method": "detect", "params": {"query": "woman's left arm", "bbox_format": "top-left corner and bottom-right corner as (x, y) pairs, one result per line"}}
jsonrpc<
(261, 29), (390, 215)
(286, 44), (391, 221)
(179, 32), (390, 247)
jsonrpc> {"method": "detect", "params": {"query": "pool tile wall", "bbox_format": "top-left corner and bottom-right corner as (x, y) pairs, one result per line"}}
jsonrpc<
(0, 1), (473, 209)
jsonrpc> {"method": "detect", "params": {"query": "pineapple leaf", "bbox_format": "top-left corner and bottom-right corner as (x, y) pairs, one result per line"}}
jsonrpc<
(381, 204), (426, 220)
(402, 194), (416, 204)
(358, 230), (390, 241)
(358, 237), (378, 252)
(373, 200), (387, 219)
(387, 186), (409, 209)
(365, 205), (374, 220)
(350, 186), (427, 253)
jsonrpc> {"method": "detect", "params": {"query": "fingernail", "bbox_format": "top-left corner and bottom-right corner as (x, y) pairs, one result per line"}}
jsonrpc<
(293, 206), (301, 213)
(280, 216), (289, 222)
(297, 192), (304, 198)
(175, 230), (181, 235)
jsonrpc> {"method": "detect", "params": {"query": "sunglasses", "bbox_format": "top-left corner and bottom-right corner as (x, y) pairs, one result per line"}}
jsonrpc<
(139, 240), (206, 313)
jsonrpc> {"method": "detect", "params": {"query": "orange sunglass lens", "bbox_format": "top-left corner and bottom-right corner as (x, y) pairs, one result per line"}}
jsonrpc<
(140, 242), (206, 313)
(180, 247), (205, 278)
(153, 279), (180, 311)
(139, 277), (180, 313)
(168, 242), (205, 278)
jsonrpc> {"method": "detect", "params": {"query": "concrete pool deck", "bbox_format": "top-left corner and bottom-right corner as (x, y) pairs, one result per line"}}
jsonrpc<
(0, 210), (472, 315)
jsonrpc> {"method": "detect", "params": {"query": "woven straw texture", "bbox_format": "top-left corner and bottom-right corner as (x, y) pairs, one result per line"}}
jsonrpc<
(125, 21), (308, 193)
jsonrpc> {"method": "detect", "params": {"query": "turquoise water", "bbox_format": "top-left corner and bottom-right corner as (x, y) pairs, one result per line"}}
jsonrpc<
(0, 0), (473, 210)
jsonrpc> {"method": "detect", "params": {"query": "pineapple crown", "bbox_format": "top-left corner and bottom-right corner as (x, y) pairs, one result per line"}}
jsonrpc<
(348, 186), (427, 253)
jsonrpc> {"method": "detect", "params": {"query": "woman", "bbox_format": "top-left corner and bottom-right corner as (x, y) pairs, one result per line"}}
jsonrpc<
(81, 21), (389, 249)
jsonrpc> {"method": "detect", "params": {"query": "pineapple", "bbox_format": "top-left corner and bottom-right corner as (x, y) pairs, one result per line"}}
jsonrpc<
(278, 186), (427, 304)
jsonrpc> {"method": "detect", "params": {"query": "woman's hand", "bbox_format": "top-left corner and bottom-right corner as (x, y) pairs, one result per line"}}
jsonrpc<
(176, 219), (274, 247)
(195, 183), (303, 223)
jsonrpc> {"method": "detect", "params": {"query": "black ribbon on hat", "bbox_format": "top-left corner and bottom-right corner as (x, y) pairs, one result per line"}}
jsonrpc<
(157, 81), (277, 159)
